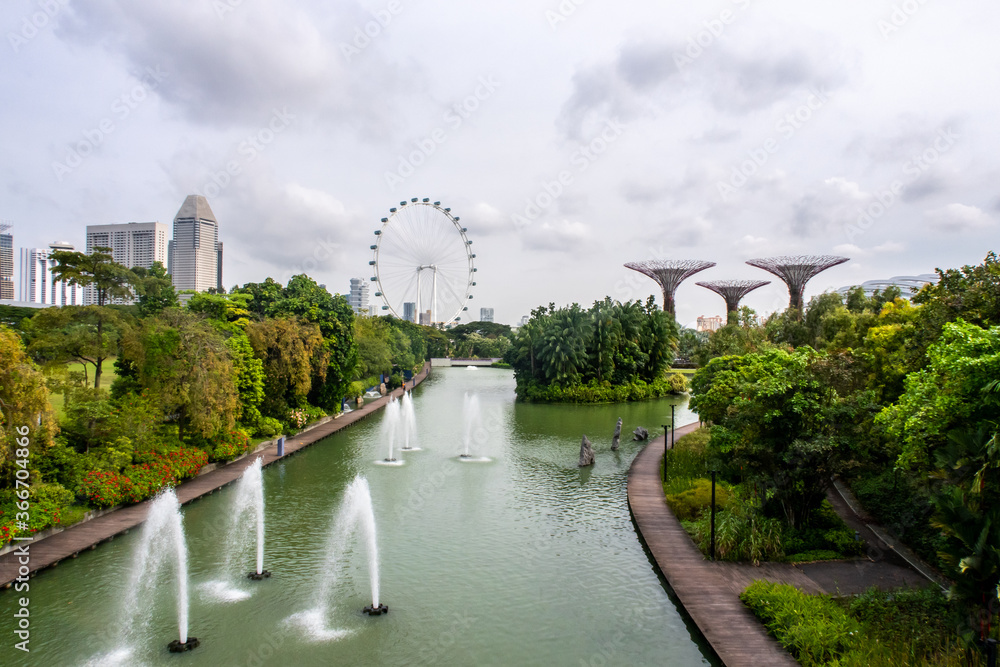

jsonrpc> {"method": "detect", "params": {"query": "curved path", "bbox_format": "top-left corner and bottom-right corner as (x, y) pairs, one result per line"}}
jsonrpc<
(0, 363), (432, 589)
(627, 423), (798, 667)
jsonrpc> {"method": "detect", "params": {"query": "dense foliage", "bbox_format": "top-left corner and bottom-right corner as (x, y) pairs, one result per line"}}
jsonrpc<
(687, 252), (1000, 649)
(505, 296), (681, 402)
(0, 248), (441, 546)
(741, 581), (978, 666)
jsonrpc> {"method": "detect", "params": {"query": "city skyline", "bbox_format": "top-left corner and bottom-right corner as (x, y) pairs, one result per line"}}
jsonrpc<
(4, 2), (999, 326)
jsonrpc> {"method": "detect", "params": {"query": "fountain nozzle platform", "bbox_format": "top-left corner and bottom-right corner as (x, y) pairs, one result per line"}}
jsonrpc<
(247, 570), (271, 580)
(168, 638), (200, 653)
(363, 603), (389, 616)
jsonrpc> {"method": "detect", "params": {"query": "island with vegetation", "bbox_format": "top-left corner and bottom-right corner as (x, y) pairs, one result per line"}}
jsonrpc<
(504, 296), (688, 402)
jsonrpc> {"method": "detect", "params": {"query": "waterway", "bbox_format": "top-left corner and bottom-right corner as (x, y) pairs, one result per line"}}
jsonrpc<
(1, 368), (713, 666)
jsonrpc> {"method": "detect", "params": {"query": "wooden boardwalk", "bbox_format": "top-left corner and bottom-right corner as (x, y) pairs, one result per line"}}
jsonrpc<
(0, 364), (432, 589)
(627, 424), (798, 667)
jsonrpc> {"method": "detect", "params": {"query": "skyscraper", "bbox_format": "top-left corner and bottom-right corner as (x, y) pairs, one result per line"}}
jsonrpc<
(169, 195), (220, 298)
(19, 242), (82, 305)
(0, 225), (13, 300)
(85, 221), (168, 304)
(403, 302), (416, 323)
(479, 307), (494, 323)
(348, 277), (369, 315)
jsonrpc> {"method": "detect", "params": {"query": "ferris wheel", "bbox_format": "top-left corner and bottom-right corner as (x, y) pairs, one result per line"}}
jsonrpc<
(370, 198), (476, 327)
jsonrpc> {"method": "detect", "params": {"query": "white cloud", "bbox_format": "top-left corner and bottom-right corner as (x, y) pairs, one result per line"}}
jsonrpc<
(925, 203), (994, 233)
(522, 219), (593, 252)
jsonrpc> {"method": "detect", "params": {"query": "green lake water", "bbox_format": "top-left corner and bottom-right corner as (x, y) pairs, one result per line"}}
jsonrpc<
(1, 367), (714, 666)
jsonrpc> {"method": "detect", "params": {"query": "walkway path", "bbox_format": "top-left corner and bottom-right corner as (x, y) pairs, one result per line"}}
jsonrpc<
(628, 425), (935, 666)
(0, 364), (432, 589)
(627, 423), (798, 667)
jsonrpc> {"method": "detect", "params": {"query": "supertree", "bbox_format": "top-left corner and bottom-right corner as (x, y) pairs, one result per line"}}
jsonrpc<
(624, 260), (716, 315)
(695, 280), (771, 325)
(745, 255), (849, 312)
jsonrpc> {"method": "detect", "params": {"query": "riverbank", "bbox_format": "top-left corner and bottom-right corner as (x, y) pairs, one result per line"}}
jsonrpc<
(0, 363), (431, 589)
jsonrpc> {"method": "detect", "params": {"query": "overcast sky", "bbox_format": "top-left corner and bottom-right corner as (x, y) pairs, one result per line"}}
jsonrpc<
(3, 0), (998, 327)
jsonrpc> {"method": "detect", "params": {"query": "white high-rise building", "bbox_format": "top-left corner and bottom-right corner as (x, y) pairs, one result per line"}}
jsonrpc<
(169, 195), (220, 298)
(85, 221), (169, 304)
(0, 225), (13, 300)
(19, 242), (83, 306)
(348, 277), (369, 315)
(479, 307), (494, 323)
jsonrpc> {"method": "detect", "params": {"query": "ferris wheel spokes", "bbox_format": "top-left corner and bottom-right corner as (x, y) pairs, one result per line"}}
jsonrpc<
(371, 199), (475, 327)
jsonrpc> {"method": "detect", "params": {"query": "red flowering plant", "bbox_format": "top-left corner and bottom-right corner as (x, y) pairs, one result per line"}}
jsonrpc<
(0, 483), (74, 546)
(78, 470), (130, 509)
(134, 448), (208, 483)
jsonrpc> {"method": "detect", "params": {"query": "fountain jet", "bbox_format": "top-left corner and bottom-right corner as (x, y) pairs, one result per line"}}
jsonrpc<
(121, 489), (199, 652)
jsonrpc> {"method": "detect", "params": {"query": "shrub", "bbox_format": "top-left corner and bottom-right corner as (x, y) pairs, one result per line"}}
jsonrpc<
(0, 483), (75, 545)
(135, 449), (208, 482)
(782, 500), (865, 560)
(741, 580), (861, 665)
(346, 380), (366, 399)
(667, 371), (688, 393)
(210, 429), (252, 462)
(77, 470), (129, 508)
(518, 376), (679, 403)
(287, 408), (308, 430)
(255, 417), (283, 438)
(662, 428), (712, 494)
(120, 460), (174, 504)
(666, 478), (730, 521)
(742, 582), (978, 666)
(687, 489), (784, 564)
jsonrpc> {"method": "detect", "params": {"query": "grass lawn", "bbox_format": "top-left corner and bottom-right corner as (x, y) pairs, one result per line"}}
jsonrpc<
(45, 359), (119, 420)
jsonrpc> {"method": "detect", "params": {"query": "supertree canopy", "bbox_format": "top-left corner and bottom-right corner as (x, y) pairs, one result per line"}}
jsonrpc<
(695, 280), (771, 325)
(745, 255), (849, 312)
(624, 260), (716, 315)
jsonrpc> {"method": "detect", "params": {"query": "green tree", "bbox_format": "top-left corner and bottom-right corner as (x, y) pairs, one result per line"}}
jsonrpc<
(186, 291), (253, 332)
(930, 427), (1000, 644)
(0, 325), (57, 471)
(536, 303), (592, 385)
(878, 320), (1000, 470)
(121, 310), (238, 439)
(47, 247), (134, 389)
(130, 262), (178, 317)
(50, 246), (133, 307)
(234, 275), (356, 411)
(246, 317), (327, 418)
(353, 316), (393, 380)
(225, 334), (266, 427)
(690, 348), (844, 528)
(26, 306), (126, 390)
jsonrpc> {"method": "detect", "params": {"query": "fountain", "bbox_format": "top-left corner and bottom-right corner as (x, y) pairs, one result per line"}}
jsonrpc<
(231, 458), (269, 580)
(288, 476), (386, 639)
(120, 489), (199, 653)
(400, 391), (420, 451)
(375, 397), (404, 465)
(459, 393), (490, 461)
(200, 458), (268, 603)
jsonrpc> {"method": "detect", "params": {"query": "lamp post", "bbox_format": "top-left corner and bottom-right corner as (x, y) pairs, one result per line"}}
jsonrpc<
(671, 404), (676, 448)
(709, 468), (718, 561)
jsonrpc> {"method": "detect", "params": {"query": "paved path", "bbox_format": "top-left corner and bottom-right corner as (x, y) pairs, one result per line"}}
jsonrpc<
(0, 364), (432, 589)
(627, 423), (798, 667)
(629, 424), (937, 666)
